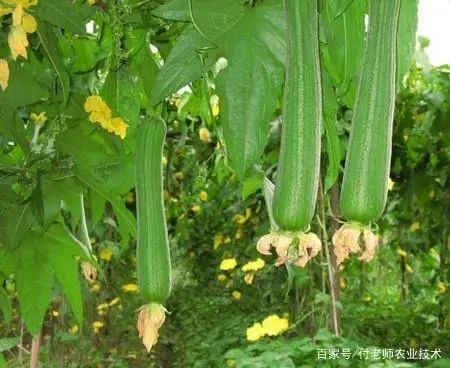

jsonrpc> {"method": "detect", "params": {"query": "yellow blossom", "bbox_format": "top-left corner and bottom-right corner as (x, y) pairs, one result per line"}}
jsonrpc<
(397, 248), (407, 257)
(388, 178), (395, 191)
(90, 283), (100, 293)
(235, 229), (243, 240)
(224, 237), (231, 244)
(220, 258), (237, 271)
(88, 0), (96, 4)
(211, 95), (220, 117)
(22, 14), (36, 33)
(81, 261), (97, 282)
(233, 208), (252, 224)
(99, 247), (113, 262)
(30, 112), (47, 124)
(405, 264), (413, 273)
(69, 324), (79, 334)
(261, 315), (289, 336)
(199, 127), (210, 142)
(244, 273), (254, 285)
(122, 283), (139, 292)
(340, 277), (347, 289)
(97, 303), (109, 311)
(232, 290), (241, 300)
(199, 191), (208, 201)
(242, 258), (265, 272)
(191, 205), (201, 213)
(438, 282), (446, 294)
(410, 222), (420, 232)
(9, 25), (28, 60)
(125, 191), (135, 203)
(217, 274), (226, 282)
(93, 321), (104, 333)
(162, 156), (168, 165)
(246, 322), (265, 341)
(214, 234), (224, 250)
(0, 59), (9, 91)
(109, 297), (120, 306)
(111, 117), (129, 139)
(52, 310), (59, 317)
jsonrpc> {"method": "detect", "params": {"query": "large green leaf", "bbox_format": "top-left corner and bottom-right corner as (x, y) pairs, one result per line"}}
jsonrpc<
(152, 0), (286, 178)
(77, 174), (136, 245)
(0, 105), (29, 154)
(321, 68), (341, 191)
(35, 0), (94, 34)
(322, 0), (365, 107)
(0, 288), (11, 325)
(0, 62), (48, 108)
(37, 22), (71, 105)
(41, 230), (83, 326)
(396, 0), (418, 85)
(0, 203), (33, 249)
(15, 233), (53, 336)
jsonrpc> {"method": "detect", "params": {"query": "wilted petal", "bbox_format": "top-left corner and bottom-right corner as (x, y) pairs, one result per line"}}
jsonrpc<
(359, 229), (379, 262)
(273, 234), (293, 266)
(0, 59), (9, 91)
(137, 303), (168, 352)
(256, 234), (276, 255)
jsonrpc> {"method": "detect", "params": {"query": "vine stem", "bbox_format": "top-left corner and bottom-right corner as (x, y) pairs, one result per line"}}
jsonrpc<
(79, 194), (92, 252)
(317, 180), (340, 336)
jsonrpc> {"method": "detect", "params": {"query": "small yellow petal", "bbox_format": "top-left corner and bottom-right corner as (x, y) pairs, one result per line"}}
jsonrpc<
(231, 290), (241, 300)
(22, 14), (37, 33)
(199, 127), (210, 142)
(0, 59), (9, 91)
(8, 25), (29, 60)
(122, 283), (139, 292)
(12, 4), (24, 26)
(219, 258), (237, 271)
(199, 191), (208, 201)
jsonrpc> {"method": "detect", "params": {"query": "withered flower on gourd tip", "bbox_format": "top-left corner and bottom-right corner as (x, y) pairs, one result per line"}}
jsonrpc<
(137, 303), (168, 352)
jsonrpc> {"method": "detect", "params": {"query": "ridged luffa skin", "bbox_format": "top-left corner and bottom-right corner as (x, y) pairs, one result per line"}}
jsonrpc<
(136, 115), (171, 303)
(340, 0), (401, 224)
(272, 0), (322, 232)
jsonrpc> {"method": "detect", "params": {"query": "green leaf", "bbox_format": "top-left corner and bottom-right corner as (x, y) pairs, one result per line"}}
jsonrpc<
(150, 26), (219, 105)
(0, 62), (49, 108)
(322, 68), (340, 191)
(89, 188), (106, 227)
(0, 288), (11, 324)
(15, 233), (53, 336)
(101, 67), (140, 128)
(0, 336), (20, 353)
(0, 105), (29, 154)
(242, 173), (264, 200)
(0, 203), (33, 249)
(77, 174), (136, 245)
(35, 0), (93, 34)
(69, 37), (104, 73)
(396, 0), (418, 85)
(323, 0), (365, 106)
(41, 231), (83, 327)
(37, 22), (71, 105)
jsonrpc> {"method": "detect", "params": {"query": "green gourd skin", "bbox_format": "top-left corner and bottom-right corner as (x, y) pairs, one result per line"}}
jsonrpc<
(340, 0), (401, 225)
(272, 0), (322, 232)
(136, 115), (171, 304)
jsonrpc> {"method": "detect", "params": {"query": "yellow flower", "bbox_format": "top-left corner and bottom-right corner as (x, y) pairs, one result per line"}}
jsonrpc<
(244, 273), (254, 285)
(122, 283), (139, 292)
(214, 234), (224, 250)
(405, 264), (413, 273)
(217, 274), (226, 282)
(99, 247), (113, 262)
(88, 0), (96, 4)
(93, 321), (104, 333)
(233, 208), (252, 224)
(397, 248), (407, 257)
(340, 277), (347, 289)
(224, 237), (231, 244)
(52, 310), (59, 317)
(438, 282), (446, 294)
(125, 191), (135, 203)
(246, 322), (265, 341)
(97, 303), (109, 311)
(84, 96), (110, 114)
(110, 117), (129, 139)
(242, 258), (265, 272)
(235, 229), (243, 240)
(261, 315), (289, 336)
(22, 14), (36, 33)
(220, 258), (237, 271)
(191, 205), (201, 213)
(109, 297), (120, 306)
(211, 95), (220, 117)
(232, 290), (241, 300)
(30, 112), (47, 124)
(199, 191), (208, 201)
(9, 24), (28, 60)
(0, 59), (9, 91)
(162, 156), (168, 165)
(69, 325), (79, 334)
(90, 283), (100, 293)
(410, 222), (420, 232)
(388, 178), (395, 191)
(175, 171), (184, 180)
(199, 127), (210, 142)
